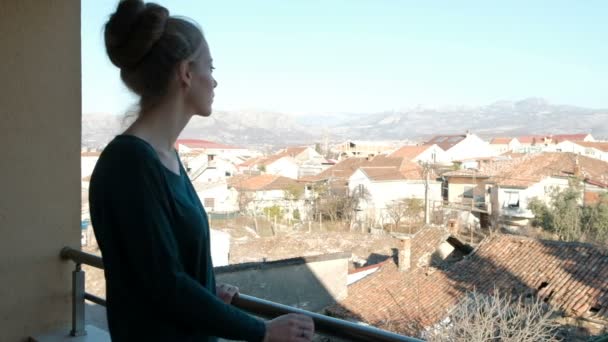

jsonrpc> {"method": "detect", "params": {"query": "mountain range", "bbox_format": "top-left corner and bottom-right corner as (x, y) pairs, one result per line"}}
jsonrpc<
(82, 98), (608, 150)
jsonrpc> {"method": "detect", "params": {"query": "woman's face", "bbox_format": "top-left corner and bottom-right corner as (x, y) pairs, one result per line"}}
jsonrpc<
(186, 40), (217, 117)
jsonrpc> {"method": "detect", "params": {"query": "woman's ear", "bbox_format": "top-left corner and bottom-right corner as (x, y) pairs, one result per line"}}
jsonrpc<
(177, 60), (192, 89)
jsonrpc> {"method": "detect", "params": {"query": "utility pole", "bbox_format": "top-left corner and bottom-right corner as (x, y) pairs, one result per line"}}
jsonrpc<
(424, 163), (430, 225)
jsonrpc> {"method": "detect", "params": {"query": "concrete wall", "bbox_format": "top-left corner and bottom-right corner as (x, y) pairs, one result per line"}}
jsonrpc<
(216, 253), (349, 312)
(0, 1), (81, 340)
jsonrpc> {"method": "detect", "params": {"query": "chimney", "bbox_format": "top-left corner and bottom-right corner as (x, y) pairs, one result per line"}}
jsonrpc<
(398, 236), (411, 272)
(574, 156), (581, 178)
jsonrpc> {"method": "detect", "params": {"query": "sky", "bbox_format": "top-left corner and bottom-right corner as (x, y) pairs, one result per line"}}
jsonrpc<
(82, 0), (608, 115)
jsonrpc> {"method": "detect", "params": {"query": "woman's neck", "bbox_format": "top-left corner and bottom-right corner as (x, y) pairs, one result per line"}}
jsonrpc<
(125, 99), (192, 154)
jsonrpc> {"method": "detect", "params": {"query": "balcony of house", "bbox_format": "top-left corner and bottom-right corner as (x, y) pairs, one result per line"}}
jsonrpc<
(29, 247), (421, 342)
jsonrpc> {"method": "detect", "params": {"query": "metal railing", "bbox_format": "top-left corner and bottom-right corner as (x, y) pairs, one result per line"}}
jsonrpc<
(60, 247), (423, 342)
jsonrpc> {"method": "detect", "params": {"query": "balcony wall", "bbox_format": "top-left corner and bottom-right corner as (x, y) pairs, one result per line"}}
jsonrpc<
(0, 1), (81, 340)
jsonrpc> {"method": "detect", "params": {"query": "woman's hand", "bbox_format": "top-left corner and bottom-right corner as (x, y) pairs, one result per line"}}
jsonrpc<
(263, 313), (315, 342)
(216, 283), (239, 304)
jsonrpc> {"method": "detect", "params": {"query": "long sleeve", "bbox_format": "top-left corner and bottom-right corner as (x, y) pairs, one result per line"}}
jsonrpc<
(90, 138), (266, 342)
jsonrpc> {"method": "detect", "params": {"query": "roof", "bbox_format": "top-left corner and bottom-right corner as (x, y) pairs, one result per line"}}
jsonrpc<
(443, 158), (519, 178)
(490, 137), (515, 145)
(239, 146), (310, 168)
(175, 139), (239, 150)
(228, 174), (302, 191)
(424, 135), (466, 151)
(575, 142), (608, 152)
(488, 152), (608, 187)
(359, 161), (425, 181)
(328, 234), (608, 336)
(307, 156), (426, 183)
(517, 135), (547, 144)
(388, 145), (432, 160)
(552, 133), (591, 142)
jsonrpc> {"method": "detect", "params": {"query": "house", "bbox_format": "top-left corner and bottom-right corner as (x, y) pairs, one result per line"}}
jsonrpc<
(442, 157), (518, 207)
(348, 160), (442, 225)
(388, 144), (450, 165)
(228, 174), (307, 219)
(327, 232), (608, 339)
(186, 152), (239, 183)
(489, 137), (521, 155)
(552, 133), (595, 143)
(238, 146), (327, 179)
(192, 179), (239, 214)
(553, 141), (608, 161)
(332, 140), (396, 159)
(515, 134), (595, 154)
(486, 153), (608, 229)
(425, 132), (497, 162)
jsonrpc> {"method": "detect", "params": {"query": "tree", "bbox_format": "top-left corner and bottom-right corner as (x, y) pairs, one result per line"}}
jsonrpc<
(582, 193), (608, 243)
(311, 182), (369, 224)
(529, 178), (608, 243)
(386, 199), (407, 232)
(427, 289), (557, 342)
(262, 205), (283, 220)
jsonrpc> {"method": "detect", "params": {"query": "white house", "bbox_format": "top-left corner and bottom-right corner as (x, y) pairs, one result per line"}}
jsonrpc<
(486, 153), (608, 228)
(489, 137), (521, 155)
(187, 153), (239, 183)
(228, 174), (308, 220)
(348, 163), (442, 225)
(388, 144), (450, 165)
(553, 141), (608, 161)
(425, 133), (497, 162)
(193, 180), (239, 214)
(332, 140), (396, 159)
(239, 146), (328, 179)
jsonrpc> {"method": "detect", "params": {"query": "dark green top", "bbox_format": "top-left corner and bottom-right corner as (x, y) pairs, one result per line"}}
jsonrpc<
(89, 135), (266, 342)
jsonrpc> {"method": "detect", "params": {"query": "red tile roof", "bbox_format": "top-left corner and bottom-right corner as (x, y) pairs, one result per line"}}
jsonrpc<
(552, 134), (591, 142)
(328, 234), (608, 336)
(239, 146), (310, 168)
(228, 174), (301, 191)
(175, 139), (239, 150)
(388, 145), (432, 160)
(490, 137), (515, 145)
(517, 135), (547, 144)
(575, 142), (608, 153)
(488, 152), (608, 188)
(307, 156), (427, 183)
(359, 161), (426, 181)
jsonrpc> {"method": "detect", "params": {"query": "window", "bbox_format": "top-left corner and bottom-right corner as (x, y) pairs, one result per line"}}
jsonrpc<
(504, 191), (520, 208)
(463, 186), (474, 199)
(204, 198), (215, 208)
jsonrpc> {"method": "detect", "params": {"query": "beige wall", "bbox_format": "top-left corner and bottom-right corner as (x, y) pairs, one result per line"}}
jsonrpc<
(216, 254), (349, 312)
(0, 1), (81, 340)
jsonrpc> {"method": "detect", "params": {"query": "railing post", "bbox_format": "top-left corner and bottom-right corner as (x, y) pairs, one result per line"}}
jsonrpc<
(70, 263), (87, 337)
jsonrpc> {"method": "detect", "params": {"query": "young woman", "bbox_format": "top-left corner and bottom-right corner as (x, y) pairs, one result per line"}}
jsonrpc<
(89, 1), (314, 341)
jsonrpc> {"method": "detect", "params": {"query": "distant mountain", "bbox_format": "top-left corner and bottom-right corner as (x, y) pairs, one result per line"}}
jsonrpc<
(82, 98), (608, 149)
(329, 98), (608, 141)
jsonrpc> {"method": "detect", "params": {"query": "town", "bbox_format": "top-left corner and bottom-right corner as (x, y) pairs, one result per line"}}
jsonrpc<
(80, 131), (608, 341)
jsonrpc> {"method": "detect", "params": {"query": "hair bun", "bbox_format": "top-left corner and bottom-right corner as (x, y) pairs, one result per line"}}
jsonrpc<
(105, 0), (169, 69)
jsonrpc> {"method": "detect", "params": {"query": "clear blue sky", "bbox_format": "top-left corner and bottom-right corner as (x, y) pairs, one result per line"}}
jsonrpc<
(82, 0), (608, 115)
